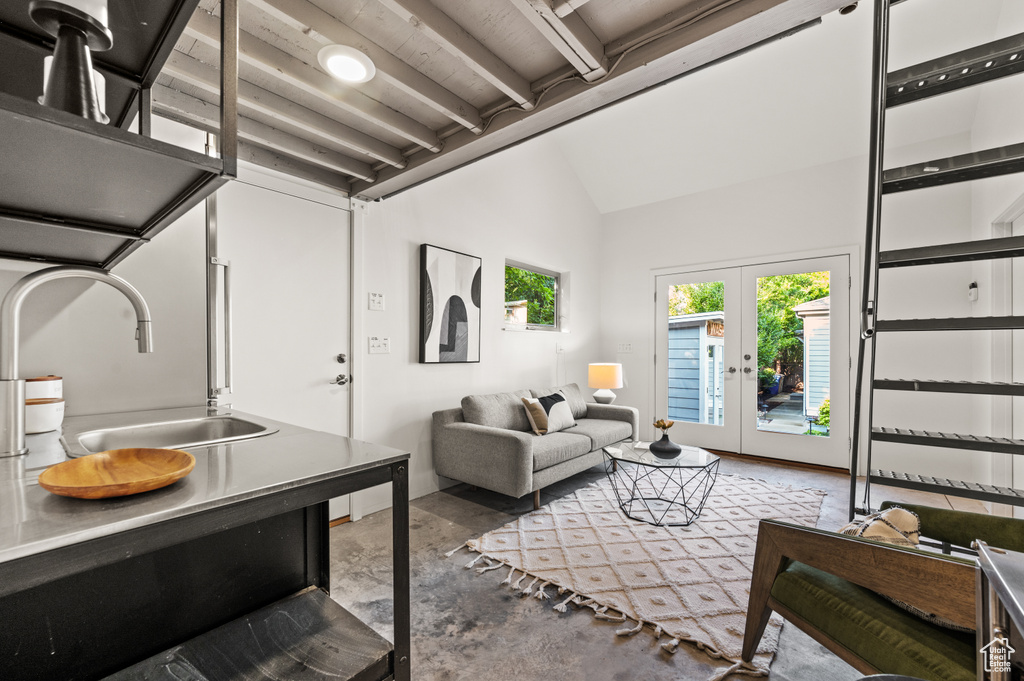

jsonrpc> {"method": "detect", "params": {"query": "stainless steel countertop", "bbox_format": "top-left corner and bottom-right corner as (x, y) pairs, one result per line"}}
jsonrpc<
(0, 406), (409, 565)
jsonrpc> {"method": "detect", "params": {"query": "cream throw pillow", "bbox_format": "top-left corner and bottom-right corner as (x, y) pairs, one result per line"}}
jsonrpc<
(522, 391), (576, 435)
(839, 506), (973, 633)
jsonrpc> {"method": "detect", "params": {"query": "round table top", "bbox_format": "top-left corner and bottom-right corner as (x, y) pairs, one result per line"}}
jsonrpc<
(603, 441), (718, 468)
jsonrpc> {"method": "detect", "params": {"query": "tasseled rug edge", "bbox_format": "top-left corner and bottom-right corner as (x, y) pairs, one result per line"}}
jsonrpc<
(444, 543), (771, 681)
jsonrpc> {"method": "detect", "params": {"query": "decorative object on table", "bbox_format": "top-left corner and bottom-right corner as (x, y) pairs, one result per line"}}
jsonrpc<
(587, 362), (622, 404)
(448, 474), (825, 680)
(419, 244), (481, 364)
(30, 0), (112, 123)
(38, 447), (195, 499)
(649, 418), (682, 458)
(521, 391), (575, 435)
(604, 441), (719, 526)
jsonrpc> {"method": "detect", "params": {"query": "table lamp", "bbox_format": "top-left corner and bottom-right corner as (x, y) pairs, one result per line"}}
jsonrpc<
(588, 363), (622, 404)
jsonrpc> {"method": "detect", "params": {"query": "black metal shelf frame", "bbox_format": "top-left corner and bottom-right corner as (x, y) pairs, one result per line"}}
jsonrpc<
(850, 0), (1024, 518)
(0, 0), (238, 270)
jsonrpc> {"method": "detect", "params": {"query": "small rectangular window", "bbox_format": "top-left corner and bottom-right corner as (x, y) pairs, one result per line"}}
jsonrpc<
(504, 261), (561, 331)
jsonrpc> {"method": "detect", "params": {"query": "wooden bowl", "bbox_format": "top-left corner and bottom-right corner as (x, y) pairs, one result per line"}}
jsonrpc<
(38, 448), (196, 499)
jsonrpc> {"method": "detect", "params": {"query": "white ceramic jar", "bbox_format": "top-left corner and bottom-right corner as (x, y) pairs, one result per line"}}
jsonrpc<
(25, 398), (65, 434)
(26, 375), (62, 400)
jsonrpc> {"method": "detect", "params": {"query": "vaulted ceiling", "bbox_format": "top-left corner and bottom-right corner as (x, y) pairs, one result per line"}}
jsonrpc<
(154, 0), (852, 200)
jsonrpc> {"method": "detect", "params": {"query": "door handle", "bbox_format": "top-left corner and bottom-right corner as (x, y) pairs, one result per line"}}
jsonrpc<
(743, 367), (753, 374)
(330, 374), (349, 385)
(728, 367), (737, 374)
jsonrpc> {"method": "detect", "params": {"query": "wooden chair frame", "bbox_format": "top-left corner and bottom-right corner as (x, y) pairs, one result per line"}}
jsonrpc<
(741, 519), (977, 675)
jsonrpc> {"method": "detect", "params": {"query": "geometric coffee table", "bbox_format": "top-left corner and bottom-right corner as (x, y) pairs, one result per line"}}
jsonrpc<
(602, 442), (720, 527)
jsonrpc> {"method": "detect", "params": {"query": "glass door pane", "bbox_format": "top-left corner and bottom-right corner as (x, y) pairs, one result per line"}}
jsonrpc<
(655, 269), (741, 453)
(754, 270), (831, 437)
(668, 280), (726, 426)
(740, 255), (849, 468)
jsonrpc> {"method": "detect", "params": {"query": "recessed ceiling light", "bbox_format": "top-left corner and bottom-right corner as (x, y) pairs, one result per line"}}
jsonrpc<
(317, 45), (375, 83)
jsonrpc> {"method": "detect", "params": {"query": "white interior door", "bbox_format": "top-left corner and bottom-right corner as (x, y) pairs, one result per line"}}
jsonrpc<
(655, 267), (742, 452)
(656, 255), (850, 467)
(215, 169), (351, 518)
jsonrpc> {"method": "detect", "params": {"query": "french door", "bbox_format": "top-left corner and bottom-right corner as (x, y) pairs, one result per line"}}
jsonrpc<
(655, 255), (850, 467)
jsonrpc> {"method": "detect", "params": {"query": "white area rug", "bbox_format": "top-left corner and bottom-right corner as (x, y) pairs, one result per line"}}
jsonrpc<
(454, 474), (825, 680)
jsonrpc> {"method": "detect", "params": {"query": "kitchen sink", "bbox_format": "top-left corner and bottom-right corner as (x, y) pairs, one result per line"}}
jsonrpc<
(62, 412), (279, 457)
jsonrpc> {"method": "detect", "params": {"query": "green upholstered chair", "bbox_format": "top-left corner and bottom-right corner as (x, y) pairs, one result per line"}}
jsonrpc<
(742, 502), (1024, 681)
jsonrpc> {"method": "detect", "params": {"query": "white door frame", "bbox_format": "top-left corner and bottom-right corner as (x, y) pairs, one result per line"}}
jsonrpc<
(649, 245), (860, 465)
(990, 191), (1024, 514)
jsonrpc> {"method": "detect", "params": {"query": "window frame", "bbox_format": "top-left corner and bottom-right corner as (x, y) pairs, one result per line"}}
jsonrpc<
(503, 259), (566, 333)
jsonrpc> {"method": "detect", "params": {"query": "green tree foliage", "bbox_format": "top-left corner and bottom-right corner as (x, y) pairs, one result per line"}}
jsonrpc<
(505, 266), (556, 326)
(670, 272), (829, 380)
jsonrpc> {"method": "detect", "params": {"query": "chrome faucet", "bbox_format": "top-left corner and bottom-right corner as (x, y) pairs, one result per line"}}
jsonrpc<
(0, 266), (153, 456)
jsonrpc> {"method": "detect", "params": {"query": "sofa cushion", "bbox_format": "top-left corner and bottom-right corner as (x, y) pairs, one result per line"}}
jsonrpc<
(522, 392), (576, 435)
(532, 432), (593, 471)
(563, 418), (632, 450)
(462, 390), (534, 431)
(532, 383), (588, 419)
(771, 561), (975, 681)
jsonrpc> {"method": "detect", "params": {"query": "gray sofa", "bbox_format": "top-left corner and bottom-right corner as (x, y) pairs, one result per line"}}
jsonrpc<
(432, 383), (638, 508)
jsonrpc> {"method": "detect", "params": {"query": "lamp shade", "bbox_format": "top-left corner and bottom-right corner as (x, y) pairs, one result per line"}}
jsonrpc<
(588, 363), (623, 390)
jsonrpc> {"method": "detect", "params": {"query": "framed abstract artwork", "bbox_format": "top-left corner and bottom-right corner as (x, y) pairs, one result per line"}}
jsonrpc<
(420, 244), (482, 363)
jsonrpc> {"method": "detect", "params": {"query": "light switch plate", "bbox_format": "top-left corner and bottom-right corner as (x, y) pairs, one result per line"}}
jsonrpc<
(369, 336), (391, 354)
(369, 292), (385, 311)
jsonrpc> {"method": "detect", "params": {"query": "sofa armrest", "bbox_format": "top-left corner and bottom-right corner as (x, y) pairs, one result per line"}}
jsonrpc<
(585, 403), (639, 440)
(431, 415), (535, 498)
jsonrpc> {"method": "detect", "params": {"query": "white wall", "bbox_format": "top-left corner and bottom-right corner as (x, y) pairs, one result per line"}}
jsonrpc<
(0, 117), (207, 417)
(968, 0), (1024, 494)
(353, 138), (605, 515)
(599, 131), (986, 484)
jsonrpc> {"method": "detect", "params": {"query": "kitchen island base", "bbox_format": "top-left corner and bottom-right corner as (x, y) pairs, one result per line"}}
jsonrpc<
(0, 418), (409, 681)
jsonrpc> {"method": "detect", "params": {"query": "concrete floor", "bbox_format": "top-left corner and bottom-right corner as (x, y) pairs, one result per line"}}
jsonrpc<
(328, 455), (976, 680)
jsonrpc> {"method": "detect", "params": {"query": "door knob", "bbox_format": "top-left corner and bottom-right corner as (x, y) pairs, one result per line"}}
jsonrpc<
(728, 367), (737, 374)
(743, 367), (752, 374)
(330, 374), (348, 385)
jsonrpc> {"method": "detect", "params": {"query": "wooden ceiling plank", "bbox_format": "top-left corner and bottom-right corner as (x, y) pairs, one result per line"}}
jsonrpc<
(163, 50), (406, 167)
(606, 0), (743, 57)
(507, 0), (608, 80)
(246, 0), (484, 133)
(153, 84), (376, 181)
(376, 0), (536, 110)
(185, 8), (442, 151)
(235, 143), (353, 192)
(552, 0), (592, 18)
(351, 0), (847, 199)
